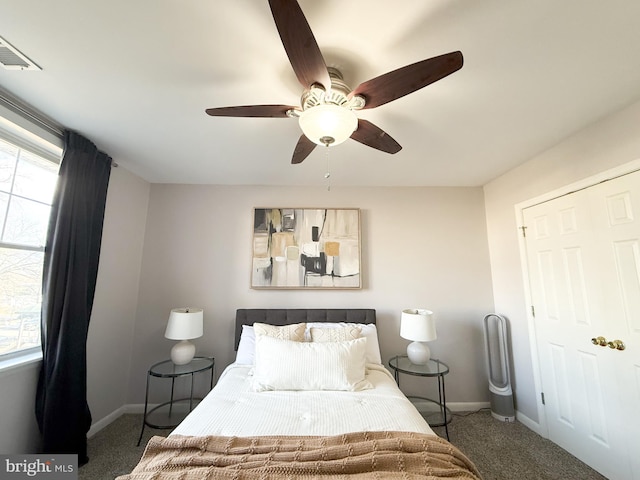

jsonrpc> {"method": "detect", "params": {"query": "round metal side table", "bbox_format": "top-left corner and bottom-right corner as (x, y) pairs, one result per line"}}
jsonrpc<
(137, 356), (214, 445)
(388, 355), (451, 440)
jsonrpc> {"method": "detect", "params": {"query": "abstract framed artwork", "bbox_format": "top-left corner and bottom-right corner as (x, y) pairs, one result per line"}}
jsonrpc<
(251, 208), (361, 289)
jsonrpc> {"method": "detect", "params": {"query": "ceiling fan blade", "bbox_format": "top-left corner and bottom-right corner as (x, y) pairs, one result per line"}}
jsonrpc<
(291, 134), (317, 164)
(349, 51), (463, 110)
(269, 0), (331, 91)
(351, 119), (402, 154)
(205, 105), (297, 118)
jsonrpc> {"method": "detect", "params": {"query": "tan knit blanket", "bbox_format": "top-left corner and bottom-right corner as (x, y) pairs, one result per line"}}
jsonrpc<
(117, 431), (482, 479)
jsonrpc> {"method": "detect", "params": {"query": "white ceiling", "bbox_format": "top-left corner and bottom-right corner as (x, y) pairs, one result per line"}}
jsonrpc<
(1, 0), (640, 187)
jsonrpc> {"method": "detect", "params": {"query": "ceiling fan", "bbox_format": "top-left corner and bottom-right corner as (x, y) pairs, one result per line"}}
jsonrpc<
(205, 0), (464, 165)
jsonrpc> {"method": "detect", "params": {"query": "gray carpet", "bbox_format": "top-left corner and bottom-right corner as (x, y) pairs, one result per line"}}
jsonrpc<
(80, 411), (607, 480)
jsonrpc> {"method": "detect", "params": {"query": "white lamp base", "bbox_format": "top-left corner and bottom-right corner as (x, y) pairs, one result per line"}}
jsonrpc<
(407, 341), (430, 365)
(170, 340), (196, 365)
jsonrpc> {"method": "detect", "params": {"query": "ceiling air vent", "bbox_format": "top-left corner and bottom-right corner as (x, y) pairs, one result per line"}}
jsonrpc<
(0, 36), (41, 70)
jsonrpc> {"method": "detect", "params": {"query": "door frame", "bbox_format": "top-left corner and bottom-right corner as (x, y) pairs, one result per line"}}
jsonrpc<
(514, 158), (640, 439)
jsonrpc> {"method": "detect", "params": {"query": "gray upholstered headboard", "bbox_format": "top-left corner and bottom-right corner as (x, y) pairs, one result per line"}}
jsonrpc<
(234, 309), (376, 350)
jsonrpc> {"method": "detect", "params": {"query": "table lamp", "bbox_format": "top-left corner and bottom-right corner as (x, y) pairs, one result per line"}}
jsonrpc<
(164, 307), (204, 365)
(400, 308), (437, 365)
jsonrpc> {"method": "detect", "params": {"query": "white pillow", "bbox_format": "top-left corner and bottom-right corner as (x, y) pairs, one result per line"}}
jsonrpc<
(306, 322), (382, 364)
(253, 335), (372, 392)
(235, 325), (255, 365)
(253, 322), (306, 342)
(236, 323), (307, 364)
(309, 325), (361, 342)
(235, 322), (381, 365)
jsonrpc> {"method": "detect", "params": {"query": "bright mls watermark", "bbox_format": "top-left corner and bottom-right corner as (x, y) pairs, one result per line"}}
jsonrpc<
(1, 455), (77, 480)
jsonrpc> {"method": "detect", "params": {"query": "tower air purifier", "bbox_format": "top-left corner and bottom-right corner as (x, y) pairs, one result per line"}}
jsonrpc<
(483, 313), (515, 422)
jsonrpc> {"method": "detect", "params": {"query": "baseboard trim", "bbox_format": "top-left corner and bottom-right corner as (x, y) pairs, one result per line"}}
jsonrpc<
(124, 403), (149, 415)
(447, 402), (490, 412)
(87, 404), (157, 438)
(515, 410), (545, 436)
(448, 404), (545, 438)
(88, 406), (127, 438)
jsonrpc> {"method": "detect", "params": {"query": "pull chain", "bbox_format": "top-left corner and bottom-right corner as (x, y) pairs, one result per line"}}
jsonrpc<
(324, 144), (331, 191)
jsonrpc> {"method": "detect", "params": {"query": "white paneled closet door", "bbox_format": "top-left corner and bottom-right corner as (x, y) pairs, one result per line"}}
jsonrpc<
(591, 171), (640, 479)
(523, 169), (640, 480)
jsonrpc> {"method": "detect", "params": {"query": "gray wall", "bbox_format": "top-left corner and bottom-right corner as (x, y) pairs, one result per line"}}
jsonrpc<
(86, 166), (150, 427)
(0, 164), (150, 451)
(0, 362), (41, 453)
(128, 185), (495, 406)
(6, 97), (638, 449)
(483, 98), (640, 427)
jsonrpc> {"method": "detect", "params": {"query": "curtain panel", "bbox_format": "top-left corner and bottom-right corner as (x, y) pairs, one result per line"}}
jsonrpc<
(35, 130), (112, 464)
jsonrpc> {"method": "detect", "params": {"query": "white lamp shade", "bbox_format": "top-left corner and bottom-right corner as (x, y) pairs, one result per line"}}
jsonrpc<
(298, 104), (358, 146)
(400, 309), (437, 342)
(164, 308), (204, 340)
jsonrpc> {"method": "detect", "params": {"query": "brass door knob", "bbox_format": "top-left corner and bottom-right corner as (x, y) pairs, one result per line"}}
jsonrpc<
(607, 340), (626, 351)
(591, 336), (607, 346)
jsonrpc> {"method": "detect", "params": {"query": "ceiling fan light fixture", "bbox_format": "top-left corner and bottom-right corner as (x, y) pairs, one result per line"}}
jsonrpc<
(298, 104), (357, 147)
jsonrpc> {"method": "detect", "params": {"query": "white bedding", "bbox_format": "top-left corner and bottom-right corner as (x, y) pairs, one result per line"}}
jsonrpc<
(172, 362), (435, 437)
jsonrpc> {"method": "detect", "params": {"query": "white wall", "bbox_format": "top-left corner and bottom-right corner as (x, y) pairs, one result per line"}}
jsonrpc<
(128, 185), (495, 405)
(86, 166), (150, 425)
(483, 99), (640, 425)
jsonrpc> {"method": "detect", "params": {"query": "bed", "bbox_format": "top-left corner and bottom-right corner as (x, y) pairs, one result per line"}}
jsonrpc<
(118, 309), (481, 479)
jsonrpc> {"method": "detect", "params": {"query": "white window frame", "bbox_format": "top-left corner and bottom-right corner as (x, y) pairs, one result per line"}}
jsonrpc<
(0, 94), (62, 373)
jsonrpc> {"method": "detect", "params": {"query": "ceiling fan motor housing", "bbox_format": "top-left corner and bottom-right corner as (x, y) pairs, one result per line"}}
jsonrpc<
(300, 68), (365, 111)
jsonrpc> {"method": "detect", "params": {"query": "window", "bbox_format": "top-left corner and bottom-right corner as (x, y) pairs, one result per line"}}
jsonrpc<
(0, 128), (60, 359)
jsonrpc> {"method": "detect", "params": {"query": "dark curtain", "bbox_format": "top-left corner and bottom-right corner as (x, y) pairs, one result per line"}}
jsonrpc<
(35, 130), (112, 465)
